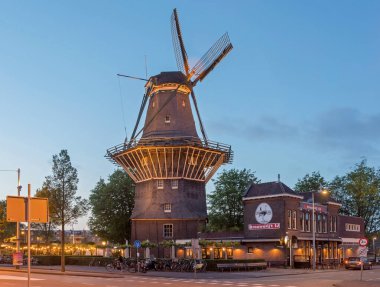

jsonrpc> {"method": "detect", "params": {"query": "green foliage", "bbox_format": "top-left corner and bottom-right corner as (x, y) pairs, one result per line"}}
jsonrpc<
(44, 150), (88, 226)
(159, 240), (176, 248)
(141, 240), (158, 248)
(294, 171), (327, 192)
(207, 168), (259, 231)
(0, 200), (16, 242)
(88, 169), (135, 244)
(329, 159), (380, 235)
(43, 149), (88, 271)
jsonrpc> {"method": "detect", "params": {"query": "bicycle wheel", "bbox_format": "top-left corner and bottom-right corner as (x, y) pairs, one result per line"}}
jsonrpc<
(128, 262), (137, 273)
(105, 263), (114, 272)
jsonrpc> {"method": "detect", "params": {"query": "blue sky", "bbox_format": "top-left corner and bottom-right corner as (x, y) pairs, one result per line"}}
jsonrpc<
(1, 1), (379, 228)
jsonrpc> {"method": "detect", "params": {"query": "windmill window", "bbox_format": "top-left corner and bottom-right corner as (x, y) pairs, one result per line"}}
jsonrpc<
(152, 101), (155, 108)
(164, 203), (172, 213)
(182, 100), (186, 107)
(163, 224), (173, 238)
(171, 179), (178, 189)
(165, 115), (171, 124)
(157, 180), (164, 189)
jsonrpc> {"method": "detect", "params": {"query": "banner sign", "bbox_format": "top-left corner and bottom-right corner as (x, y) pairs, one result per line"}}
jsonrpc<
(248, 223), (280, 230)
(301, 203), (327, 213)
(13, 252), (23, 266)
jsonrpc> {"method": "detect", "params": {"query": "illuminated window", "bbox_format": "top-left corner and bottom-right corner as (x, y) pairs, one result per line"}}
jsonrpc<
(171, 179), (178, 189)
(164, 203), (172, 213)
(157, 180), (164, 189)
(185, 248), (193, 257)
(182, 100), (186, 107)
(163, 224), (173, 238)
(141, 156), (149, 166)
(152, 101), (155, 108)
(188, 156), (197, 165)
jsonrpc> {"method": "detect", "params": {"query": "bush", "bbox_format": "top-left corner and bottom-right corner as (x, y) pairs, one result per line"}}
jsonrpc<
(33, 256), (113, 266)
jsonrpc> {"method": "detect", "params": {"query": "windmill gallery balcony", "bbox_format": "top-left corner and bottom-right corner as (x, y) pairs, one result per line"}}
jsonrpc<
(106, 136), (233, 183)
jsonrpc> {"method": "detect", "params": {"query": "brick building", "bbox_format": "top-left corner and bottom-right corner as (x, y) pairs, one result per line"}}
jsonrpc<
(199, 180), (365, 267)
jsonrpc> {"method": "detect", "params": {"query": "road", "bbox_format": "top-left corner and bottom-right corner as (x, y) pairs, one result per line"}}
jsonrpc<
(0, 267), (379, 287)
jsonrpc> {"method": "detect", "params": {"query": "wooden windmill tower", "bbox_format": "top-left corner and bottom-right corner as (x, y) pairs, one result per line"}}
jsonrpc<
(106, 9), (233, 245)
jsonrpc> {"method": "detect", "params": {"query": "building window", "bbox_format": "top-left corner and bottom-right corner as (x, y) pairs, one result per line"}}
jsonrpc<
(300, 212), (305, 231)
(305, 212), (310, 232)
(287, 210), (292, 229)
(292, 210), (297, 230)
(164, 203), (172, 213)
(226, 248), (233, 259)
(329, 215), (333, 232)
(152, 101), (155, 108)
(165, 115), (171, 124)
(188, 156), (197, 165)
(141, 156), (149, 166)
(345, 223), (360, 232)
(317, 214), (322, 233)
(333, 216), (337, 232)
(322, 215), (327, 233)
(157, 180), (164, 189)
(182, 100), (186, 107)
(185, 248), (193, 258)
(163, 224), (173, 238)
(247, 247), (254, 254)
(171, 179), (178, 189)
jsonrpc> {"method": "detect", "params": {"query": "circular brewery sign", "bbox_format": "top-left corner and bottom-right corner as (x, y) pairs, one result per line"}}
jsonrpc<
(358, 238), (368, 247)
(255, 202), (273, 224)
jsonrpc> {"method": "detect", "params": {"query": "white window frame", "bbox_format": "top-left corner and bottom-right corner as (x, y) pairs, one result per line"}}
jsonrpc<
(165, 115), (171, 124)
(163, 224), (173, 238)
(171, 179), (178, 189)
(292, 210), (297, 230)
(157, 180), (164, 189)
(164, 203), (172, 213)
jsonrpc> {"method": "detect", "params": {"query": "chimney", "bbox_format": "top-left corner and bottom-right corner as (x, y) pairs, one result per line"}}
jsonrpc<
(278, 174), (281, 183)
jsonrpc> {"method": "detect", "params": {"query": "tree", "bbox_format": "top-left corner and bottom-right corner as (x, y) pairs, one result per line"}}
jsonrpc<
(329, 160), (380, 235)
(207, 168), (259, 231)
(294, 171), (328, 193)
(44, 150), (88, 272)
(0, 200), (16, 242)
(88, 169), (135, 244)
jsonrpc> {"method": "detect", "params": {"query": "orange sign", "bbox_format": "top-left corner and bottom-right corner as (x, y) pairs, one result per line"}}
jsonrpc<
(6, 196), (49, 223)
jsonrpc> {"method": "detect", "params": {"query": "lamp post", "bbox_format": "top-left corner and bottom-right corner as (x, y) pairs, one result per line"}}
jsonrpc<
(373, 237), (377, 263)
(312, 188), (329, 271)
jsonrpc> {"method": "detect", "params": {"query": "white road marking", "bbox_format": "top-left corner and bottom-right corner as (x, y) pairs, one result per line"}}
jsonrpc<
(0, 275), (44, 281)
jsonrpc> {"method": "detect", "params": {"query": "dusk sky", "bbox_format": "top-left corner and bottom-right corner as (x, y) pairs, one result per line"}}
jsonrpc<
(1, 1), (379, 229)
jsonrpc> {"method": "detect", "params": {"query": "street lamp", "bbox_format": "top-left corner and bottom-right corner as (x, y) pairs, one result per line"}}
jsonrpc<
(312, 188), (329, 271)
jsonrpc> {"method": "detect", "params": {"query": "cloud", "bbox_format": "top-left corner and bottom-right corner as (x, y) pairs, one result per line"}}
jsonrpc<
(308, 107), (380, 156)
(208, 107), (380, 159)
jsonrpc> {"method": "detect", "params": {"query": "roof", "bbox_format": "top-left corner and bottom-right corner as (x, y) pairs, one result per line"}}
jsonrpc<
(301, 192), (341, 205)
(243, 181), (302, 199)
(149, 71), (188, 85)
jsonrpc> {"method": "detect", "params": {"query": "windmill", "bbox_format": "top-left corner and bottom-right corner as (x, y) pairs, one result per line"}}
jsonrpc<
(107, 9), (234, 248)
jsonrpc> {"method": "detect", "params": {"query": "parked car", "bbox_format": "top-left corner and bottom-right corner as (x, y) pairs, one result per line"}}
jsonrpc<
(344, 257), (372, 270)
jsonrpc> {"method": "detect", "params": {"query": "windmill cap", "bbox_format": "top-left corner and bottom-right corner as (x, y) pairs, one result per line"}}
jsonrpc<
(149, 71), (188, 85)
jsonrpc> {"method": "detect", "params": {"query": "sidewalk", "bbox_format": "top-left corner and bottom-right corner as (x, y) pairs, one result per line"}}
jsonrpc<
(0, 264), (344, 279)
